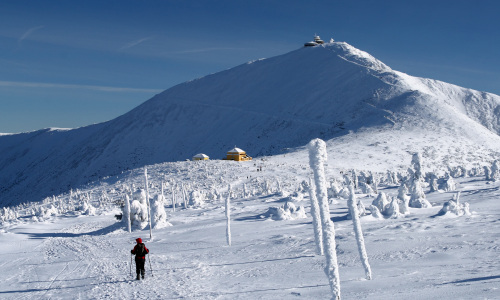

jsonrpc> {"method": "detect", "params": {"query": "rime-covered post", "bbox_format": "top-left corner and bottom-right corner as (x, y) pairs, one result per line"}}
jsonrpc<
(182, 184), (188, 209)
(171, 185), (176, 212)
(308, 138), (341, 300)
(303, 179), (323, 256)
(348, 185), (372, 280)
(161, 181), (165, 203)
(144, 167), (153, 239)
(124, 194), (132, 233)
(225, 185), (232, 246)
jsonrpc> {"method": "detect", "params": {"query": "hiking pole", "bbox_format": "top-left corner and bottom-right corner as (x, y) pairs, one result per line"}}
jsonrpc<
(148, 254), (154, 277)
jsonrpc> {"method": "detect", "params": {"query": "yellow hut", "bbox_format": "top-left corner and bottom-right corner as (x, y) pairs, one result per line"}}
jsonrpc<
(192, 153), (209, 161)
(224, 147), (252, 161)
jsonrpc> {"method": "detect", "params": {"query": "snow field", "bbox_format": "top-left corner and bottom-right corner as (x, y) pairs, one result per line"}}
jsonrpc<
(1, 160), (499, 299)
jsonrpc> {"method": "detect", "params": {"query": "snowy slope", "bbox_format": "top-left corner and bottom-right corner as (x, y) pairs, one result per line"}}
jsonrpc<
(2, 42), (500, 205)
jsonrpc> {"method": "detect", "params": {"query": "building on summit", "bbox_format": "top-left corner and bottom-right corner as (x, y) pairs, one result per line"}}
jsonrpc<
(224, 147), (252, 161)
(192, 153), (209, 161)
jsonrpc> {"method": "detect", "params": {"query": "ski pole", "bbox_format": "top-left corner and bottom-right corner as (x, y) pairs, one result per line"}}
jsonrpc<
(148, 254), (154, 277)
(130, 254), (132, 276)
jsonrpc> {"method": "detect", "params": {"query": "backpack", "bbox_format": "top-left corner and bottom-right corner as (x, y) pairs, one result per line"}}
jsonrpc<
(136, 243), (146, 256)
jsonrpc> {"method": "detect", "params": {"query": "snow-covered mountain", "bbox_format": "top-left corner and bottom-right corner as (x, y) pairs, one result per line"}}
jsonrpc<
(2, 41), (500, 206)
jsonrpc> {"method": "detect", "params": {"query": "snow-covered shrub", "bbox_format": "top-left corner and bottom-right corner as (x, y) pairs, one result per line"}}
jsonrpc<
(398, 195), (410, 215)
(448, 166), (463, 178)
(397, 183), (409, 202)
(328, 179), (341, 200)
(439, 173), (457, 192)
(288, 190), (305, 202)
(385, 170), (399, 186)
(490, 160), (500, 181)
(151, 194), (170, 229)
(189, 190), (204, 207)
(409, 178), (432, 208)
(428, 173), (439, 192)
(359, 182), (374, 195)
(133, 189), (147, 205)
(130, 199), (148, 228)
(82, 201), (96, 215)
(338, 187), (350, 199)
(263, 202), (306, 221)
(411, 152), (423, 181)
(484, 165), (492, 181)
(439, 192), (471, 217)
(357, 198), (367, 217)
(372, 192), (389, 213)
(385, 197), (402, 219)
(368, 205), (383, 219)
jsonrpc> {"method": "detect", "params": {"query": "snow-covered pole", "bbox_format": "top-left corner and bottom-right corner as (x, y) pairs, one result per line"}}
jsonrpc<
(303, 179), (324, 255)
(125, 194), (132, 233)
(161, 181), (165, 203)
(308, 139), (341, 300)
(347, 185), (372, 280)
(225, 184), (232, 246)
(182, 183), (188, 209)
(172, 186), (176, 212)
(144, 167), (153, 240)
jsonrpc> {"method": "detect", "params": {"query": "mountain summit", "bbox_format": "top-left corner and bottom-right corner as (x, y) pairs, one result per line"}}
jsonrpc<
(2, 41), (500, 205)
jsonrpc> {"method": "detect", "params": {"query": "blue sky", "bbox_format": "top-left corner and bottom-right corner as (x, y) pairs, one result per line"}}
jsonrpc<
(1, 0), (499, 133)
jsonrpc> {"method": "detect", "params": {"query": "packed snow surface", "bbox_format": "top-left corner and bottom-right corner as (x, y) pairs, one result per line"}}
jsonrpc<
(0, 158), (499, 299)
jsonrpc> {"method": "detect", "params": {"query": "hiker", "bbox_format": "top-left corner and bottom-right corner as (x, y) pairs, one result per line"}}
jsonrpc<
(131, 238), (149, 280)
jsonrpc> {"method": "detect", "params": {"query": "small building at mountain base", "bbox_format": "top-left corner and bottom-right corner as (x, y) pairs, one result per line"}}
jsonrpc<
(192, 153), (209, 161)
(224, 147), (252, 161)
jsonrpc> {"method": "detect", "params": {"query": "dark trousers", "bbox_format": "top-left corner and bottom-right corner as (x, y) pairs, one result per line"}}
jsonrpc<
(135, 258), (146, 276)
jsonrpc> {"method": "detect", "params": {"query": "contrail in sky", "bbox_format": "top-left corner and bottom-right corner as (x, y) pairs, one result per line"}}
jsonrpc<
(120, 37), (152, 50)
(19, 25), (45, 42)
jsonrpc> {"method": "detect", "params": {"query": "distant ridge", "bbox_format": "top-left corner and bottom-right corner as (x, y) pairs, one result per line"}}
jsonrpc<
(2, 41), (500, 205)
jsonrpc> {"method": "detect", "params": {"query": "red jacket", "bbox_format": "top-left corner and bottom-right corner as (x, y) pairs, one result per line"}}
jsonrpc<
(131, 243), (149, 259)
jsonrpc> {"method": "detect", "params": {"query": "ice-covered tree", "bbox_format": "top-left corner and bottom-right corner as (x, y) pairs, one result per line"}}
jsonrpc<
(484, 165), (492, 181)
(369, 205), (383, 219)
(397, 183), (409, 202)
(371, 172), (378, 194)
(308, 138), (341, 300)
(411, 152), (423, 181)
(428, 173), (439, 192)
(328, 179), (341, 200)
(189, 190), (204, 207)
(359, 181), (374, 195)
(130, 190), (148, 229)
(151, 194), (169, 229)
(347, 185), (372, 280)
(439, 173), (457, 192)
(409, 178), (432, 208)
(372, 192), (388, 213)
(386, 197), (402, 219)
(490, 160), (500, 181)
